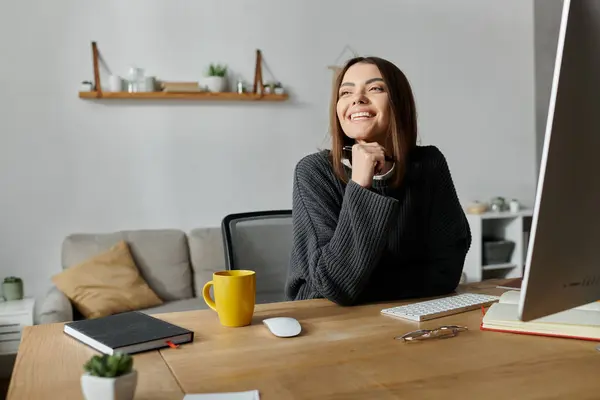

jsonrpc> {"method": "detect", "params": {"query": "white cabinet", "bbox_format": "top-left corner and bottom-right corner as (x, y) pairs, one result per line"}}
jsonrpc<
(463, 210), (533, 283)
(0, 298), (35, 355)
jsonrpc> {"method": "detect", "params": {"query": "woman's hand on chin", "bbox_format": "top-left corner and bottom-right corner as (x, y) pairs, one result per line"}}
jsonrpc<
(350, 141), (387, 188)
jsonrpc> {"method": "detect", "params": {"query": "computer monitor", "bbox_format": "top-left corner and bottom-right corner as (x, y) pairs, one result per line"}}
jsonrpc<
(519, 0), (600, 322)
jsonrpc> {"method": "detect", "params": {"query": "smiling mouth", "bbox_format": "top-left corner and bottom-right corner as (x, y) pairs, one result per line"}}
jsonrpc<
(349, 111), (375, 121)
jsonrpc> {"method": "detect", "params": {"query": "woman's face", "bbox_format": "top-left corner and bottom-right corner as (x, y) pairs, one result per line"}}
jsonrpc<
(336, 62), (390, 144)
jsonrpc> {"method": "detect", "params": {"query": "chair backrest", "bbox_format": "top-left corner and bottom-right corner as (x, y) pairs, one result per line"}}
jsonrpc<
(221, 210), (293, 304)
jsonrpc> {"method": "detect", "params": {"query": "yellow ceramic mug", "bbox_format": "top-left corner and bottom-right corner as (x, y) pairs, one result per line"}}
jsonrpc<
(202, 270), (256, 327)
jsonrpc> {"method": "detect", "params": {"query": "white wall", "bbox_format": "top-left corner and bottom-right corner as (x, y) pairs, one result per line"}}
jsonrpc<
(0, 0), (536, 315)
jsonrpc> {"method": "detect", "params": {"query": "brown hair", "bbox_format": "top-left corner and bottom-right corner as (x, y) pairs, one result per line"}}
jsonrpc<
(329, 56), (418, 188)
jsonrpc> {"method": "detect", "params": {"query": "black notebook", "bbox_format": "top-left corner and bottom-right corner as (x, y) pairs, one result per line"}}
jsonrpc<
(63, 311), (194, 355)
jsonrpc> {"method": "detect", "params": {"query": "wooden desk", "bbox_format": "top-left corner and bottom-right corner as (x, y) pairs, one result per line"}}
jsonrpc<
(8, 280), (600, 399)
(158, 280), (600, 399)
(6, 323), (184, 399)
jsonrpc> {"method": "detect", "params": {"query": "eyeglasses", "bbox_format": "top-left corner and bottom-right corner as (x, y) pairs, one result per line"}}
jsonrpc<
(395, 325), (468, 342)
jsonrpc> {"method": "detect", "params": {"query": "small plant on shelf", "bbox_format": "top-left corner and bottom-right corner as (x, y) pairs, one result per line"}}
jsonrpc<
(264, 81), (284, 95)
(2, 276), (23, 301)
(81, 352), (137, 400)
(204, 63), (228, 92)
(207, 63), (228, 77)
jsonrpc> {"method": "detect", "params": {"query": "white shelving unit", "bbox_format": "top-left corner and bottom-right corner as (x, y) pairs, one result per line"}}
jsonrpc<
(462, 210), (533, 283)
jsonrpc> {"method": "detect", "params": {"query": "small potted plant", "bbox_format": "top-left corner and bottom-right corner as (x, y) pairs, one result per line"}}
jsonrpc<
(263, 81), (284, 95)
(204, 63), (228, 92)
(273, 82), (285, 95)
(2, 277), (23, 301)
(80, 80), (94, 92)
(263, 81), (275, 94)
(81, 352), (137, 400)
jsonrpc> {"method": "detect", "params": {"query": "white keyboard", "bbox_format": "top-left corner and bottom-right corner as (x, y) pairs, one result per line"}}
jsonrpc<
(381, 293), (500, 322)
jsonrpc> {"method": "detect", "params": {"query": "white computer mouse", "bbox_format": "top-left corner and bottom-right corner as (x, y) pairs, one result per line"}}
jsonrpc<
(262, 317), (302, 338)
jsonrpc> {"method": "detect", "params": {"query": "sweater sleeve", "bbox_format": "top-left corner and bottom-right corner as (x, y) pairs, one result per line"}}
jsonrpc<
(285, 157), (400, 306)
(415, 150), (472, 296)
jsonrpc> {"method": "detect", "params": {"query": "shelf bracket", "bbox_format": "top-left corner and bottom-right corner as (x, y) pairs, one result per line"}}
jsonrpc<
(252, 49), (265, 97)
(91, 42), (103, 98)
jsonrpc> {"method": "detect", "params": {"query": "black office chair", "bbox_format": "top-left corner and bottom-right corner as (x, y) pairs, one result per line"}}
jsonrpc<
(221, 210), (293, 304)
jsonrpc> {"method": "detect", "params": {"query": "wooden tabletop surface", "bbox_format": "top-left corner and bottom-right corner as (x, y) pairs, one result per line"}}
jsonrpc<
(6, 321), (184, 399)
(7, 279), (600, 399)
(156, 279), (600, 399)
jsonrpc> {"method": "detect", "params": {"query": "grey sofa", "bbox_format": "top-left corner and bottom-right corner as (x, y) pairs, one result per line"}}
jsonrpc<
(38, 227), (227, 324)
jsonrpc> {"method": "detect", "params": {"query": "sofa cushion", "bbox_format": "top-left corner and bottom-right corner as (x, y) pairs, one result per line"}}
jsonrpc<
(52, 240), (163, 319)
(188, 227), (227, 296)
(139, 298), (209, 315)
(62, 229), (193, 301)
(38, 286), (74, 324)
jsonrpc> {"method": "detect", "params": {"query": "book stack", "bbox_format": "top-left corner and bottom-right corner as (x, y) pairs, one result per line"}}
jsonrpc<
(481, 290), (600, 341)
(161, 81), (204, 92)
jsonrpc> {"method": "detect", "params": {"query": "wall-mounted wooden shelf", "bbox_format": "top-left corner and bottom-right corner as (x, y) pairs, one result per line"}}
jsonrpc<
(78, 91), (288, 101)
(80, 42), (288, 103)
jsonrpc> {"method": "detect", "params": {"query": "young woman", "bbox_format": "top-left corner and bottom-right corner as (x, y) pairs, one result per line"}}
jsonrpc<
(285, 56), (471, 306)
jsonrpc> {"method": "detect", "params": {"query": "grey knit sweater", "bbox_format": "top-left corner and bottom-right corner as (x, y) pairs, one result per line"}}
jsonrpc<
(285, 145), (471, 306)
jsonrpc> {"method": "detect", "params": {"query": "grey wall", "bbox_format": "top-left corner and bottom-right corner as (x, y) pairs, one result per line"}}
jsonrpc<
(534, 0), (564, 175)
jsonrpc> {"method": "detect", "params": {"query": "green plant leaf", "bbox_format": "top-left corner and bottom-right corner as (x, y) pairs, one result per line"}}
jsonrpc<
(83, 353), (134, 377)
(207, 63), (227, 77)
(107, 356), (119, 377)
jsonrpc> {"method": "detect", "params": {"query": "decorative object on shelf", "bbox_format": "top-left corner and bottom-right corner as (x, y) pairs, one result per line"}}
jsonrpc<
(161, 81), (203, 92)
(143, 76), (157, 92)
(126, 66), (145, 93)
(263, 81), (274, 93)
(274, 83), (285, 95)
(466, 201), (488, 214)
(108, 75), (123, 92)
(80, 81), (94, 92)
(204, 63), (227, 92)
(469, 197), (523, 214)
(2, 276), (23, 301)
(78, 42), (287, 102)
(263, 81), (284, 94)
(236, 78), (246, 93)
(509, 198), (521, 212)
(490, 196), (507, 212)
(81, 352), (137, 400)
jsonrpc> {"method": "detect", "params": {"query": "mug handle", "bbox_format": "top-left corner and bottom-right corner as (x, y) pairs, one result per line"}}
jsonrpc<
(202, 281), (217, 311)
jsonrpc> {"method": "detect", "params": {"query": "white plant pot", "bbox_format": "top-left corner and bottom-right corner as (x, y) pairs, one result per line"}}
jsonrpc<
(204, 76), (226, 92)
(81, 370), (137, 400)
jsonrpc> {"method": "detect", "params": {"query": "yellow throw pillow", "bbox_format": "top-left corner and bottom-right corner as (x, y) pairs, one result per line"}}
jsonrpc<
(52, 240), (163, 319)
